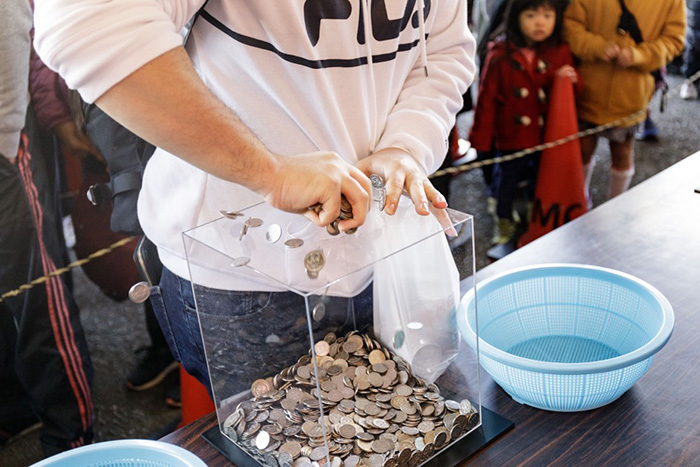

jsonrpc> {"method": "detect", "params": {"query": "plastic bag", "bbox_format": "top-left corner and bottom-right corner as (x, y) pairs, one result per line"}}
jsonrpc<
(372, 197), (461, 384)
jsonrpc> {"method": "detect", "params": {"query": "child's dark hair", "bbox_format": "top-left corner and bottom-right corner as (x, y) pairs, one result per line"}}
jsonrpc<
(505, 0), (567, 48)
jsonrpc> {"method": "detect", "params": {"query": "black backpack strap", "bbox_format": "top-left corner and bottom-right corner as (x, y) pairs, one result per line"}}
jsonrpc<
(616, 0), (668, 112)
(617, 0), (644, 44)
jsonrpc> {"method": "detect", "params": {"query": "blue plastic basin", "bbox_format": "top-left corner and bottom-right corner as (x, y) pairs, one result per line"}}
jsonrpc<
(459, 264), (674, 411)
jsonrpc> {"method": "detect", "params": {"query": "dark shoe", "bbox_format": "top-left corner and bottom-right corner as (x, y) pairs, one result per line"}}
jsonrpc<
(164, 378), (182, 409)
(487, 238), (518, 261)
(126, 345), (179, 391)
(0, 412), (41, 447)
(636, 117), (659, 141)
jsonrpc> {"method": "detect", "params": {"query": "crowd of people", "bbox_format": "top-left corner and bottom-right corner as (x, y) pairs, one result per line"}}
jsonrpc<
(1, 0), (697, 461)
(462, 0), (686, 249)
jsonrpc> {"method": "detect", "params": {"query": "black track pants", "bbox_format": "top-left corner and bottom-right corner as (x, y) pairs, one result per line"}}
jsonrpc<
(0, 114), (93, 457)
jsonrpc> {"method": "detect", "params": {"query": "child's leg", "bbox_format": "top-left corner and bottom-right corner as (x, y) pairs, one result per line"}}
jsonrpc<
(579, 135), (598, 165)
(495, 157), (527, 220)
(608, 136), (635, 198)
(492, 155), (525, 244)
(579, 135), (598, 205)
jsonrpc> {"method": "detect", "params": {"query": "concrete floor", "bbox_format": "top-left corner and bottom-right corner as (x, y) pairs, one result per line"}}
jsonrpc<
(2, 74), (699, 467)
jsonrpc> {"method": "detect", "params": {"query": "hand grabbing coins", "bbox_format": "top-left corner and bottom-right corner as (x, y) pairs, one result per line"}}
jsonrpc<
(308, 195), (357, 236)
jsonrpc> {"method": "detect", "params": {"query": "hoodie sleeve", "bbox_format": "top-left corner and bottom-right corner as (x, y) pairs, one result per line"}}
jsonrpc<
(374, 0), (476, 175)
(34, 0), (206, 104)
(0, 0), (32, 160)
(630, 0), (686, 72)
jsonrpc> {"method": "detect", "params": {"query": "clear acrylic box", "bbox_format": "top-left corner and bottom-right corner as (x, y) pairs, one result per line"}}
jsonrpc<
(183, 199), (481, 467)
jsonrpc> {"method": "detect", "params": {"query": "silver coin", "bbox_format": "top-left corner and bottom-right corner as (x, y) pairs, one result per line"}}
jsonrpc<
(220, 210), (243, 219)
(239, 222), (250, 241)
(263, 452), (279, 467)
(393, 330), (405, 349)
(304, 250), (325, 272)
(304, 250), (325, 279)
(312, 303), (326, 322)
(370, 174), (384, 190)
(277, 451), (294, 467)
(369, 175), (387, 212)
(255, 430), (270, 450)
(248, 217), (263, 228)
(231, 257), (251, 267)
(265, 224), (282, 243)
(128, 281), (151, 304)
(284, 238), (304, 248)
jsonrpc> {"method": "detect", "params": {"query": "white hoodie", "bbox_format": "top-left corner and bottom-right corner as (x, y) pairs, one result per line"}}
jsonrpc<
(35, 0), (475, 293)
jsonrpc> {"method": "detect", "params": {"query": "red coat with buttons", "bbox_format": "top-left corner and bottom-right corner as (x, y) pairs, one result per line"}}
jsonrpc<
(469, 41), (582, 152)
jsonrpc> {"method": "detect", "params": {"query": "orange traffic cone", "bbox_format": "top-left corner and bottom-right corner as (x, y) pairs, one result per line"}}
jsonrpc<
(519, 74), (587, 247)
(178, 365), (215, 428)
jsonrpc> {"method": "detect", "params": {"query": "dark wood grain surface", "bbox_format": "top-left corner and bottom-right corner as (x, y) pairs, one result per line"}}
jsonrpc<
(162, 152), (700, 466)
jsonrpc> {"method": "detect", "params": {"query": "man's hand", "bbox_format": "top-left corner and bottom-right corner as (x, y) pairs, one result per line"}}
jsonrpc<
(356, 148), (458, 235)
(356, 147), (446, 216)
(265, 151), (372, 232)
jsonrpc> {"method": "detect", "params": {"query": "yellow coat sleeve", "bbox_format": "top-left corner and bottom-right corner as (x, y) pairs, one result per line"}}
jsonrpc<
(631, 0), (686, 72)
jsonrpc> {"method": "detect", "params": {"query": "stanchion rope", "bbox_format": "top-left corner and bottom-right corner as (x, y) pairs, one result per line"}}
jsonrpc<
(2, 70), (698, 303)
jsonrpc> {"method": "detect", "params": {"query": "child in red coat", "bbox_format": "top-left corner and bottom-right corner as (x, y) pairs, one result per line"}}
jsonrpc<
(469, 0), (581, 245)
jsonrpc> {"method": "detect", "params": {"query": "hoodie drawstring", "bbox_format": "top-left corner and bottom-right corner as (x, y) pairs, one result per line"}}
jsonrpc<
(363, 0), (379, 153)
(417, 0), (428, 76)
(363, 0), (429, 153)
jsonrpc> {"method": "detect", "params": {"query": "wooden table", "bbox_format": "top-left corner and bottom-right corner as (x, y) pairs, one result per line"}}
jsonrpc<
(162, 152), (700, 466)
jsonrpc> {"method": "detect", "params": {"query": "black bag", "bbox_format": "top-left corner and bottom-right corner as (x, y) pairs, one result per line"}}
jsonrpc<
(81, 1), (209, 236)
(616, 0), (669, 111)
(82, 103), (155, 236)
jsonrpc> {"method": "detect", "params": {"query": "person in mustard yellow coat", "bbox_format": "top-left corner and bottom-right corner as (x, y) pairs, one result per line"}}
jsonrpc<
(564, 0), (685, 202)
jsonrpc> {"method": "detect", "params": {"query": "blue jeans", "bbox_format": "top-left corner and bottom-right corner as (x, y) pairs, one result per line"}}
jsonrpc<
(149, 267), (373, 395)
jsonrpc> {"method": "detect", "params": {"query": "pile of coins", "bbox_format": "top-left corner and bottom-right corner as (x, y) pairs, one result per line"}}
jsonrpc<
(223, 332), (479, 467)
(308, 195), (357, 236)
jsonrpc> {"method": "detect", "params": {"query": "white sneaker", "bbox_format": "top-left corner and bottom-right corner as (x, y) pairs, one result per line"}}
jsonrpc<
(680, 81), (698, 100)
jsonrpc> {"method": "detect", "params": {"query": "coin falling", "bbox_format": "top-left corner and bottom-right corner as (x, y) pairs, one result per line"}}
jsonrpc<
(128, 281), (151, 304)
(248, 218), (263, 227)
(312, 302), (326, 322)
(304, 249), (326, 279)
(266, 224), (282, 243)
(223, 331), (479, 467)
(284, 238), (304, 248)
(220, 210), (243, 219)
(393, 330), (405, 349)
(239, 221), (250, 240)
(231, 257), (251, 268)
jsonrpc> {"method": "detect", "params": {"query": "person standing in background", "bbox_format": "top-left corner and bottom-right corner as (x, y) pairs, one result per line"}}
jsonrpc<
(564, 0), (685, 203)
(0, 0), (94, 456)
(469, 0), (580, 246)
(680, 0), (700, 100)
